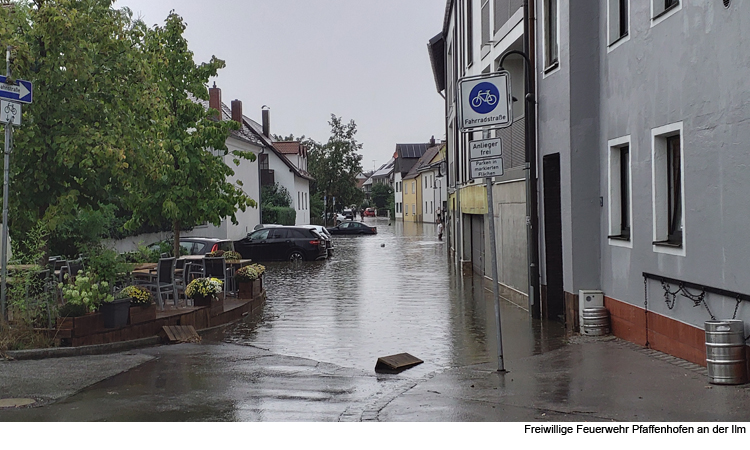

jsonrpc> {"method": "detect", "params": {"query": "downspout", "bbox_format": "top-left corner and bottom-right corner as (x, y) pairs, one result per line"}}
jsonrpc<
(524, 0), (541, 318)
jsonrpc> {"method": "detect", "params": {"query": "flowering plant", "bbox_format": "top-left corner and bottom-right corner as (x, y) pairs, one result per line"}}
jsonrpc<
(223, 251), (242, 261)
(235, 264), (266, 282)
(207, 250), (225, 258)
(184, 277), (223, 299)
(59, 271), (113, 313)
(120, 285), (154, 306)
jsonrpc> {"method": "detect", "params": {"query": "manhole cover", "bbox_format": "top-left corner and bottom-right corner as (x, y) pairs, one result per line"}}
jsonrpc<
(0, 398), (36, 408)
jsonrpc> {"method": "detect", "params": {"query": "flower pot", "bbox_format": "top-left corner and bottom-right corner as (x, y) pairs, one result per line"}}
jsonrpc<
(192, 295), (215, 307)
(129, 304), (157, 325)
(101, 298), (131, 328)
(237, 280), (255, 299)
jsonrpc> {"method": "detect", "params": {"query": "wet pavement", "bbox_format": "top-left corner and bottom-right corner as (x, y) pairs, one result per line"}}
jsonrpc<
(2, 217), (750, 422)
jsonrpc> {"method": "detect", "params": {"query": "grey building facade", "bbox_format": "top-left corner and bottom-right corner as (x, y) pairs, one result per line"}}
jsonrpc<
(433, 0), (750, 366)
(536, 0), (750, 365)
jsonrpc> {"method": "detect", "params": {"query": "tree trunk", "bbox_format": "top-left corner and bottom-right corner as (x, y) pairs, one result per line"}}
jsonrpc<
(173, 219), (180, 258)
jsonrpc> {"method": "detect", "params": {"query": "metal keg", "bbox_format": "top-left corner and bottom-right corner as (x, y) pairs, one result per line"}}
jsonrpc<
(582, 306), (610, 336)
(705, 320), (748, 385)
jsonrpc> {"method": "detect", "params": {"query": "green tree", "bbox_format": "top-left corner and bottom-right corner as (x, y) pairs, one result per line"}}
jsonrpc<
(308, 115), (363, 220)
(125, 12), (255, 257)
(371, 183), (393, 209)
(261, 182), (292, 208)
(0, 0), (157, 257)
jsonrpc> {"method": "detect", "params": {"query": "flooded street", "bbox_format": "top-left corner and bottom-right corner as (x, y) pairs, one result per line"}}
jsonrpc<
(224, 217), (566, 377)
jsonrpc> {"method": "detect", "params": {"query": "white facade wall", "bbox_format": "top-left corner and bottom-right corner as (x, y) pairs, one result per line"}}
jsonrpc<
(394, 172), (404, 219)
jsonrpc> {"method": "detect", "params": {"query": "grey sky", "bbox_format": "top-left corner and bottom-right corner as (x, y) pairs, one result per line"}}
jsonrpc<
(114, 0), (446, 172)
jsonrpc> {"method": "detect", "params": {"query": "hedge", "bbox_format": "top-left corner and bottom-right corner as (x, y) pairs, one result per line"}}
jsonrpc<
(262, 206), (296, 225)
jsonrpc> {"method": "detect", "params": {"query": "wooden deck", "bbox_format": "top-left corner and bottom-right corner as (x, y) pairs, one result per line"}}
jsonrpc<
(53, 291), (265, 347)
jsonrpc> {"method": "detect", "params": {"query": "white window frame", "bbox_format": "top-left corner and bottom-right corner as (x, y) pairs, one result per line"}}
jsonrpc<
(651, 122), (685, 257)
(651, 0), (681, 27)
(542, 0), (560, 77)
(608, 135), (633, 249)
(607, 0), (630, 53)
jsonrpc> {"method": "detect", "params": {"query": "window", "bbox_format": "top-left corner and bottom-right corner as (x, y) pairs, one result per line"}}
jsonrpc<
(608, 0), (629, 46)
(481, 0), (490, 46)
(298, 192), (301, 210)
(466, 0), (473, 66)
(405, 204), (409, 215)
(413, 204), (416, 215)
(412, 182), (415, 194)
(608, 137), (631, 245)
(543, 0), (558, 70)
(652, 0), (680, 23)
(651, 123), (684, 254)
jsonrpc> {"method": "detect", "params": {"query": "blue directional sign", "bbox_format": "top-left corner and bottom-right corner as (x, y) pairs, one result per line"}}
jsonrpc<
(0, 75), (33, 104)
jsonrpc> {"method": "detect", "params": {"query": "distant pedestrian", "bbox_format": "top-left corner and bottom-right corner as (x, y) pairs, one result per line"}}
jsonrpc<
(437, 222), (444, 241)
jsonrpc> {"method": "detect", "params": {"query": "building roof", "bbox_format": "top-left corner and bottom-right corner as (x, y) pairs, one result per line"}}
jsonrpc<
(403, 144), (443, 180)
(394, 142), (432, 175)
(193, 95), (265, 147)
(273, 141), (307, 156)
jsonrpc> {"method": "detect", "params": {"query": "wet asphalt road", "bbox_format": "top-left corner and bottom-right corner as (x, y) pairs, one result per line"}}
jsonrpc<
(0, 217), (569, 421)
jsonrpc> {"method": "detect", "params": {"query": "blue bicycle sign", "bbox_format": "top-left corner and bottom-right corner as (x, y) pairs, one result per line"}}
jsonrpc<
(469, 82), (500, 114)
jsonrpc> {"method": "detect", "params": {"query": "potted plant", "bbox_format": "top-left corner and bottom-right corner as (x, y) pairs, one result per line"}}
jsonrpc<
(58, 271), (112, 334)
(185, 277), (224, 307)
(234, 264), (265, 299)
(207, 250), (226, 258)
(223, 251), (242, 262)
(121, 285), (156, 324)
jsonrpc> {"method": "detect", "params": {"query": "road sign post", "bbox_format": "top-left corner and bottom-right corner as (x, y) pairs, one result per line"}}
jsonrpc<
(458, 72), (514, 373)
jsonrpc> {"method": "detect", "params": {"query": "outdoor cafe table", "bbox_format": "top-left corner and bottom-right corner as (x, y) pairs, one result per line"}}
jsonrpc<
(130, 258), (253, 284)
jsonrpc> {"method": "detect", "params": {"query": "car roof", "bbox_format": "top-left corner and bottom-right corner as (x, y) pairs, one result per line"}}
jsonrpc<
(181, 237), (230, 243)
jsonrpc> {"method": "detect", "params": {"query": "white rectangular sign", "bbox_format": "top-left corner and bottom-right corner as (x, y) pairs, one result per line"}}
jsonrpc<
(471, 157), (504, 179)
(458, 71), (512, 132)
(470, 138), (503, 160)
(0, 100), (21, 126)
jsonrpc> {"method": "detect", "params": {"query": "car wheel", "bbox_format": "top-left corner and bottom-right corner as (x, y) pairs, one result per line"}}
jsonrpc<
(289, 251), (304, 262)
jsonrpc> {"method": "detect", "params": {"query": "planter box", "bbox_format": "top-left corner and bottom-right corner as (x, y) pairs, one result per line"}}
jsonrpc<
(237, 276), (264, 299)
(101, 298), (131, 328)
(193, 293), (224, 316)
(57, 313), (104, 337)
(129, 304), (157, 325)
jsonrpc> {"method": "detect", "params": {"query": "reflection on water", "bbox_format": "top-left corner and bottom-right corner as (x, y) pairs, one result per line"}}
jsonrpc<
(224, 217), (565, 377)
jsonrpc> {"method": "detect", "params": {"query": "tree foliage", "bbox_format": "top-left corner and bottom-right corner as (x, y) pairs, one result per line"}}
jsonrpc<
(371, 183), (393, 209)
(261, 182), (292, 208)
(124, 12), (255, 257)
(308, 115), (363, 216)
(0, 0), (157, 256)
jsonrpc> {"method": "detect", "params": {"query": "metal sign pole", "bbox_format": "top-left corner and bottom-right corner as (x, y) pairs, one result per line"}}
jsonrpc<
(486, 176), (505, 372)
(1, 46), (10, 321)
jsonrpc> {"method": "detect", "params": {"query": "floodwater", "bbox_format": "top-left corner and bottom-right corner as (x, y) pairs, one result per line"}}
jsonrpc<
(224, 217), (566, 378)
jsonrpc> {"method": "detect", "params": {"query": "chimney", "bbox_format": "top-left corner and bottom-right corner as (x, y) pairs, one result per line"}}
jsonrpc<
(262, 106), (270, 138)
(209, 82), (222, 121)
(231, 99), (242, 124)
(430, 135), (435, 146)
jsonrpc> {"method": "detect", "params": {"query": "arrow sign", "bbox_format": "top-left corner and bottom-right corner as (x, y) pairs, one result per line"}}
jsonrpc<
(0, 75), (33, 104)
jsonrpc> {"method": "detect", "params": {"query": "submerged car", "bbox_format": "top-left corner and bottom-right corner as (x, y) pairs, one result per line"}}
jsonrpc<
(234, 227), (328, 262)
(364, 208), (376, 217)
(148, 237), (235, 256)
(326, 221), (377, 235)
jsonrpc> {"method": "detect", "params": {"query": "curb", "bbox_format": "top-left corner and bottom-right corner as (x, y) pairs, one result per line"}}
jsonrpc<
(4, 315), (244, 361)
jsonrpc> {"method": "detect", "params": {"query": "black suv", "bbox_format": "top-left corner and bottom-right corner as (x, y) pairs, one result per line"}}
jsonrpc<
(235, 227), (328, 262)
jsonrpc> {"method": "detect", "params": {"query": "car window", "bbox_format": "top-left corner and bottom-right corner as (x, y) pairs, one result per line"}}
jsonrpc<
(218, 241), (233, 251)
(340, 223), (350, 229)
(270, 228), (290, 239)
(249, 229), (270, 240)
(179, 242), (194, 254)
(193, 242), (209, 254)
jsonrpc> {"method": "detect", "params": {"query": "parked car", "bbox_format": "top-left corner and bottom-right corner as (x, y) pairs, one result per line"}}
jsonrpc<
(234, 226), (328, 262)
(148, 237), (235, 256)
(364, 208), (376, 217)
(301, 225), (335, 257)
(326, 221), (378, 235)
(343, 209), (354, 220)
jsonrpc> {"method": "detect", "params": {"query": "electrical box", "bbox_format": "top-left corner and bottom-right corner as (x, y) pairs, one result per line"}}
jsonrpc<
(579, 290), (604, 326)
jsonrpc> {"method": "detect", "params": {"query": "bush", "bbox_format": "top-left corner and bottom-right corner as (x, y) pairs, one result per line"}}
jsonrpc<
(262, 206), (296, 225)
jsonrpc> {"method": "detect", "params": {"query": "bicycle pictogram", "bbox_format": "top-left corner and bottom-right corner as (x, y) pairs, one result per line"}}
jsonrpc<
(471, 90), (497, 108)
(468, 81), (501, 115)
(4, 102), (17, 117)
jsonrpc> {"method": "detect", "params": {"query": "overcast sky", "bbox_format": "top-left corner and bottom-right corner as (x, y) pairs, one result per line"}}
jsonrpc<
(113, 0), (446, 172)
